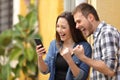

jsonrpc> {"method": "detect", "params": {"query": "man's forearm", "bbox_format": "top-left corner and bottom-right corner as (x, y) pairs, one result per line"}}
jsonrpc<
(80, 56), (115, 77)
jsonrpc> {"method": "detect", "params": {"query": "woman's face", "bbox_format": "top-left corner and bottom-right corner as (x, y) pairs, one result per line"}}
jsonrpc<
(56, 17), (72, 42)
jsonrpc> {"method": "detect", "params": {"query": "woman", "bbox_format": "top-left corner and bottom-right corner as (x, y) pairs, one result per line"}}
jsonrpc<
(36, 11), (92, 80)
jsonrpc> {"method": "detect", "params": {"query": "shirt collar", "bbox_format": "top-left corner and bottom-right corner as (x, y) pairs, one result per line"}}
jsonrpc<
(93, 21), (106, 39)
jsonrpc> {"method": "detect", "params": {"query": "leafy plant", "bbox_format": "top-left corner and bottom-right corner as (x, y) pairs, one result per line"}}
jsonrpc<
(0, 4), (41, 80)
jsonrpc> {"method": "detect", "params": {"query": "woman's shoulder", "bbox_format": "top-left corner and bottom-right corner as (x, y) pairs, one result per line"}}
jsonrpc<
(49, 39), (58, 48)
(77, 41), (92, 50)
(77, 41), (91, 46)
(77, 41), (92, 56)
(49, 39), (56, 44)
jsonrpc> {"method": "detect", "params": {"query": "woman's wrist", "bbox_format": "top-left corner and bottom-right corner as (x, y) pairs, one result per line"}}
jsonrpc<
(37, 54), (43, 59)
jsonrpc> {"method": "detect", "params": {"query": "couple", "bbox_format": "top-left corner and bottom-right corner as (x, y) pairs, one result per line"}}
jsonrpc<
(36, 3), (120, 80)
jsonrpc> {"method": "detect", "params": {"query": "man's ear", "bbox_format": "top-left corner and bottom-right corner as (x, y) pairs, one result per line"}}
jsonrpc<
(87, 13), (94, 22)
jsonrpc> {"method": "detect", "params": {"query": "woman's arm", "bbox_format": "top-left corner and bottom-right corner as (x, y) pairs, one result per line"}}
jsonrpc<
(36, 45), (48, 73)
(61, 48), (87, 80)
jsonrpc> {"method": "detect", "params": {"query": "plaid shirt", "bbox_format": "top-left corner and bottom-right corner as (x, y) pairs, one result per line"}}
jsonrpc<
(90, 21), (120, 80)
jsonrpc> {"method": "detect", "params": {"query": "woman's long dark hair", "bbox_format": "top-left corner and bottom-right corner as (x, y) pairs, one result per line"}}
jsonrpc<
(56, 11), (87, 47)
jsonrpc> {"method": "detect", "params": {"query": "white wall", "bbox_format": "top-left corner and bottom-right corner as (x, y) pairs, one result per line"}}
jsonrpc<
(64, 0), (87, 11)
(75, 0), (87, 6)
(13, 0), (20, 25)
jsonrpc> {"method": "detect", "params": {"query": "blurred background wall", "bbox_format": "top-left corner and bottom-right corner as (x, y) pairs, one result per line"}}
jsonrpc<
(90, 0), (120, 31)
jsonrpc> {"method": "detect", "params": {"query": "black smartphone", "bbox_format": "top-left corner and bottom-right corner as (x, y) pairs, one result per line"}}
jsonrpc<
(34, 38), (44, 48)
(34, 38), (46, 53)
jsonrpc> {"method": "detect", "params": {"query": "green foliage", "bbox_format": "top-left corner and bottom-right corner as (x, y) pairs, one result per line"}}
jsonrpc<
(0, 4), (41, 80)
(0, 63), (11, 80)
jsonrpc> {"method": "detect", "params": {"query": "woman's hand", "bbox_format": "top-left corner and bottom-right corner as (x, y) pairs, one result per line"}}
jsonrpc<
(36, 45), (46, 58)
(60, 48), (72, 62)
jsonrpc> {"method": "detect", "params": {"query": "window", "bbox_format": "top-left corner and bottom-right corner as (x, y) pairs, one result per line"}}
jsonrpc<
(64, 0), (88, 11)
(0, 0), (13, 33)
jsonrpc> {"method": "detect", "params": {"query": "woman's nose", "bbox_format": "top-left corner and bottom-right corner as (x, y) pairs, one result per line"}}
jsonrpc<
(76, 24), (79, 29)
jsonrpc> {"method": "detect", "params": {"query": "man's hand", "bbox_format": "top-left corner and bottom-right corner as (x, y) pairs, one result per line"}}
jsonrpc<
(73, 45), (85, 60)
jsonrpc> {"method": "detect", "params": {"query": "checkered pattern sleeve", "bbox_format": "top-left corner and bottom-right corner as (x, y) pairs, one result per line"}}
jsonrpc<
(100, 30), (119, 72)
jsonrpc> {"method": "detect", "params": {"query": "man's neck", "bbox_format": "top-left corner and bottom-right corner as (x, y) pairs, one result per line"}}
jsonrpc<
(93, 21), (101, 32)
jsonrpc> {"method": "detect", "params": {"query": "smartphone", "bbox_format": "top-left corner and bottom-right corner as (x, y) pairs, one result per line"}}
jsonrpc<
(34, 38), (44, 48)
(34, 38), (46, 53)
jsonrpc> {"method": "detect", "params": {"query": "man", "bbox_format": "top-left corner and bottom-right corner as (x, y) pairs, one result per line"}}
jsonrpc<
(72, 3), (120, 80)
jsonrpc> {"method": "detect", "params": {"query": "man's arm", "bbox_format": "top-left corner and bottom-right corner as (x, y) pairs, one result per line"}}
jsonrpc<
(80, 55), (115, 77)
(73, 45), (115, 77)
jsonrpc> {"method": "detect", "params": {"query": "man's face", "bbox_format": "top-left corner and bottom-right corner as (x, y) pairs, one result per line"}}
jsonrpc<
(73, 12), (93, 37)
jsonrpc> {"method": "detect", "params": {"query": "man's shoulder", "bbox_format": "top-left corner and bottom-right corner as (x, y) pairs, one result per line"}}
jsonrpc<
(100, 23), (119, 36)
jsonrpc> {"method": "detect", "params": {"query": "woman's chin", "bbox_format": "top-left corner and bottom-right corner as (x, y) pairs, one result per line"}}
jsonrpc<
(60, 38), (65, 41)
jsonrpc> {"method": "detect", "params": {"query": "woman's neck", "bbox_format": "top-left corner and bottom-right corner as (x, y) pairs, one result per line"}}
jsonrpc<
(63, 40), (75, 48)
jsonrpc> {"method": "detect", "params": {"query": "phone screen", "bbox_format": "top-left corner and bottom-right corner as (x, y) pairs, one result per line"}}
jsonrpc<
(34, 38), (46, 53)
(34, 38), (43, 47)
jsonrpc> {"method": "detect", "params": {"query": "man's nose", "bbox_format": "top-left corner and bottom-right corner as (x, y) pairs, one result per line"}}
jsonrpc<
(76, 24), (79, 29)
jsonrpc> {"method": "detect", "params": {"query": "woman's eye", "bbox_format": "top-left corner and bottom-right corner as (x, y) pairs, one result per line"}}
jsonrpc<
(56, 25), (59, 28)
(62, 26), (66, 29)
